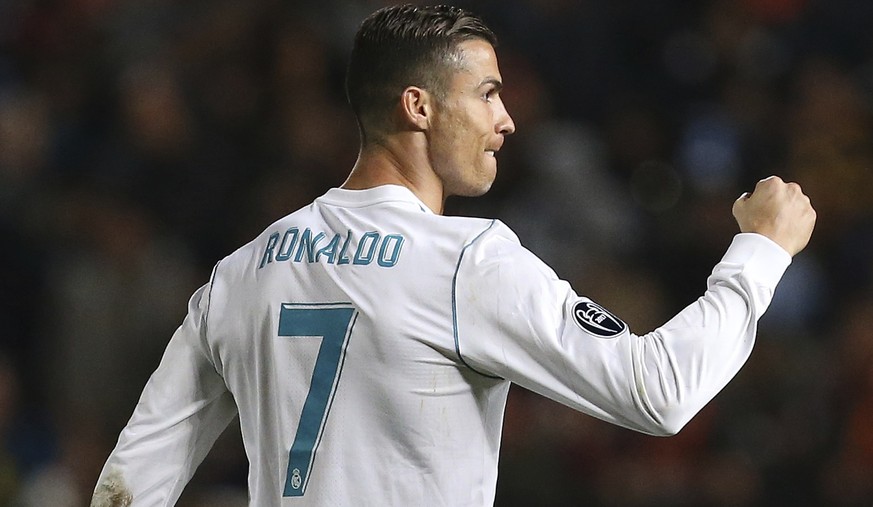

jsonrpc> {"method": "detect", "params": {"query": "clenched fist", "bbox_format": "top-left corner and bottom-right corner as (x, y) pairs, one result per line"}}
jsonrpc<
(732, 176), (816, 256)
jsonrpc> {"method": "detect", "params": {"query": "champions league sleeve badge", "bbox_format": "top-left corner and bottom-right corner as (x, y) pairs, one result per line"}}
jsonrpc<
(572, 300), (627, 338)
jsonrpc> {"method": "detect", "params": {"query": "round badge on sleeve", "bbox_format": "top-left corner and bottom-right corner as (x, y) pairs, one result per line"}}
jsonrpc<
(572, 300), (627, 338)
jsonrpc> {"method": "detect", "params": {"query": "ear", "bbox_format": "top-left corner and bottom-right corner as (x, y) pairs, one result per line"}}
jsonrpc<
(399, 86), (432, 131)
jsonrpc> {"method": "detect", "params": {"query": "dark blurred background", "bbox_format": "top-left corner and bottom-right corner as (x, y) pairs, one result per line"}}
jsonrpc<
(1, 0), (872, 505)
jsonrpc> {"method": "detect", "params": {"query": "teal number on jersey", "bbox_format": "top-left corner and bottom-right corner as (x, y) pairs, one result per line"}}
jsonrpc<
(278, 303), (357, 497)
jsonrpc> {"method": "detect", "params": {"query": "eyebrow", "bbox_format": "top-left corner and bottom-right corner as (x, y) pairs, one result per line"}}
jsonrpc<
(478, 77), (503, 92)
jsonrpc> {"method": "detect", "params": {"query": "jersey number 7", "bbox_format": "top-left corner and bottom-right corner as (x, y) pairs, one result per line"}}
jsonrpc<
(277, 303), (358, 497)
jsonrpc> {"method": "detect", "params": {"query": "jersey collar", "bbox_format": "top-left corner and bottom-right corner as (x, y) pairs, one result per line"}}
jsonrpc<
(318, 185), (434, 214)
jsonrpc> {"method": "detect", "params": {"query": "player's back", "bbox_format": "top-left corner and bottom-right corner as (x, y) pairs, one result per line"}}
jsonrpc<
(205, 185), (511, 506)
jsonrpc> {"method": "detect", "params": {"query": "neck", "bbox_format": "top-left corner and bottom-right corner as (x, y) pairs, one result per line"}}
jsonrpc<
(341, 133), (445, 214)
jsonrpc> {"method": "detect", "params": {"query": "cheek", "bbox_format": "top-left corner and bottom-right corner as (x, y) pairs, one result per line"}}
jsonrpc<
(428, 131), (464, 181)
(436, 126), (467, 159)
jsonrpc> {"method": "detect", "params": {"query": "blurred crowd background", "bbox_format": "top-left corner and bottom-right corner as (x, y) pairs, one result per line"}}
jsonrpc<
(1, 0), (872, 505)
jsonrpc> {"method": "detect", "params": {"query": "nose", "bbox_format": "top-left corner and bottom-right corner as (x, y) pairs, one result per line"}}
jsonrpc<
(496, 100), (516, 136)
(499, 116), (516, 136)
(497, 114), (515, 136)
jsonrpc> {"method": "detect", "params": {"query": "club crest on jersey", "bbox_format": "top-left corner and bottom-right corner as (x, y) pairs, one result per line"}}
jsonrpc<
(572, 300), (627, 338)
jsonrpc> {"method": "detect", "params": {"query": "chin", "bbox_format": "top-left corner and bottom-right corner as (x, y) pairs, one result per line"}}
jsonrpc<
(455, 178), (494, 197)
(442, 164), (496, 197)
(476, 179), (495, 195)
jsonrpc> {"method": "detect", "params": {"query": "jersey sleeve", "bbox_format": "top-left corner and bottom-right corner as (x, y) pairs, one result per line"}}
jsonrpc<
(453, 225), (792, 436)
(91, 280), (238, 507)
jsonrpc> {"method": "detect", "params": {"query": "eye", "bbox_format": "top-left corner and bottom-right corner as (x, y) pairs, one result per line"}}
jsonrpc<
(479, 80), (503, 103)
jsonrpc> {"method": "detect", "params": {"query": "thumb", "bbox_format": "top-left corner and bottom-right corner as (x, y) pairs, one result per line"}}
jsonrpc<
(732, 191), (750, 215)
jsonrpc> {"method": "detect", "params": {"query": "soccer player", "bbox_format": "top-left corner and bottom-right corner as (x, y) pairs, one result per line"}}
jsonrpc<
(91, 4), (816, 506)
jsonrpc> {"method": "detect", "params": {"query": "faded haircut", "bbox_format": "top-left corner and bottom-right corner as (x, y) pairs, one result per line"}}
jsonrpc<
(345, 4), (497, 143)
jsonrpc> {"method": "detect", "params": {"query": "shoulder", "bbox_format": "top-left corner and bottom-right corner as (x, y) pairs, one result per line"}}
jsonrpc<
(208, 207), (309, 282)
(454, 218), (561, 294)
(455, 219), (535, 266)
(459, 218), (520, 251)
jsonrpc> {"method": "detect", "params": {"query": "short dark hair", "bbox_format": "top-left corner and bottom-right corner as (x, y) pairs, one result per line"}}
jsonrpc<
(346, 4), (497, 143)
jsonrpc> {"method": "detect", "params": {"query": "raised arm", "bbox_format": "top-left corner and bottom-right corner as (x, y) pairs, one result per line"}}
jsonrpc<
(454, 177), (815, 435)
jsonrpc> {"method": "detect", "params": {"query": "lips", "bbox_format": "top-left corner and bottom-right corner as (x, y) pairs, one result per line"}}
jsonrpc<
(485, 138), (504, 157)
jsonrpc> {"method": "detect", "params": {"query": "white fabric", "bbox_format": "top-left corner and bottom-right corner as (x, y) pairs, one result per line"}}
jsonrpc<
(93, 184), (791, 506)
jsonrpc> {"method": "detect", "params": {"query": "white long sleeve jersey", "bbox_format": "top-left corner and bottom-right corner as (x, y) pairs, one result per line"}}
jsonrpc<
(93, 185), (792, 507)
